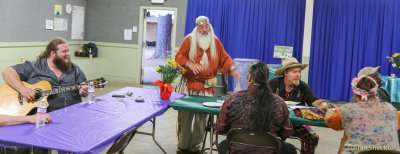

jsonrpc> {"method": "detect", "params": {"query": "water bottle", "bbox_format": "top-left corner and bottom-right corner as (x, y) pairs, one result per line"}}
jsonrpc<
(36, 99), (47, 128)
(88, 82), (95, 104)
(89, 48), (93, 59)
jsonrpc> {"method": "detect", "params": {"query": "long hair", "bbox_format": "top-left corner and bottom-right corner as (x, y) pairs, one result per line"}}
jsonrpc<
(37, 37), (67, 59)
(248, 62), (277, 130)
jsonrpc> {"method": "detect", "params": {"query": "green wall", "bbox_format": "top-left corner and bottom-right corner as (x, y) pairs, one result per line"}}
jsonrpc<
(0, 42), (140, 85)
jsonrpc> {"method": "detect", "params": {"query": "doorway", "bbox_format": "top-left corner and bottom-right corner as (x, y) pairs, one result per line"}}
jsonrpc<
(138, 7), (177, 85)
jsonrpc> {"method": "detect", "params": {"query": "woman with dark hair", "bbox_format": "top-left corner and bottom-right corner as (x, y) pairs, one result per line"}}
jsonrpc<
(325, 75), (400, 153)
(216, 61), (296, 154)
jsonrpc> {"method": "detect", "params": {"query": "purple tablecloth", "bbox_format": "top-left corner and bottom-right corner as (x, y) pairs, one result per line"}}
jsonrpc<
(0, 87), (185, 154)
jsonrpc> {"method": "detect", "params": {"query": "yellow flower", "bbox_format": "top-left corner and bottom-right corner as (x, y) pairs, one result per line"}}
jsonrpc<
(156, 67), (161, 72)
(393, 53), (399, 58)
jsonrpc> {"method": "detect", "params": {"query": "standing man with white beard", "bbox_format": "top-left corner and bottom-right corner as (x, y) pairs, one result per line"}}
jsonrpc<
(175, 16), (240, 154)
(268, 57), (328, 154)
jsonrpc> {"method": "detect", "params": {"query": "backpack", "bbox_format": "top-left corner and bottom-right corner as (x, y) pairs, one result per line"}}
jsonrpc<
(75, 42), (98, 57)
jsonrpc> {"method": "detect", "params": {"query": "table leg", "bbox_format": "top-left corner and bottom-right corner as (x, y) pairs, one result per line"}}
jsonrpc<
(136, 118), (167, 154)
(209, 114), (214, 154)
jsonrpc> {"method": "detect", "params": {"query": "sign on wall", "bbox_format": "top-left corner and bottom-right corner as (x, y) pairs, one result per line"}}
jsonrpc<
(273, 45), (293, 58)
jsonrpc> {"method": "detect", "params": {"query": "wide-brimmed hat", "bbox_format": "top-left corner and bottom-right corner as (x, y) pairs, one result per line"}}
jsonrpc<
(357, 66), (381, 77)
(274, 57), (308, 75)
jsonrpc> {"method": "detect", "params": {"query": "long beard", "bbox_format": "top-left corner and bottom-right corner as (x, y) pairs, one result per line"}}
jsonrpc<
(53, 57), (71, 72)
(197, 31), (211, 50)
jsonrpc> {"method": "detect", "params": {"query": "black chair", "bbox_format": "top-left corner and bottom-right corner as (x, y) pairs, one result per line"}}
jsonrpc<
(106, 127), (138, 154)
(226, 128), (281, 154)
(359, 150), (400, 154)
(287, 136), (305, 153)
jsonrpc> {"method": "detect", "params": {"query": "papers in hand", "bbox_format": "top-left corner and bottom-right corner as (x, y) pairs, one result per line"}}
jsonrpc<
(202, 100), (224, 107)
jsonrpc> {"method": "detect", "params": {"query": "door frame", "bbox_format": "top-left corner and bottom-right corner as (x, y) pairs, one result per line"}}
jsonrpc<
(138, 6), (178, 84)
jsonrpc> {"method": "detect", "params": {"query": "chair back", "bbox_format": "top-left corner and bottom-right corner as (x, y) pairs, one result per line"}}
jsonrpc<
(107, 127), (138, 154)
(359, 150), (400, 154)
(227, 128), (281, 154)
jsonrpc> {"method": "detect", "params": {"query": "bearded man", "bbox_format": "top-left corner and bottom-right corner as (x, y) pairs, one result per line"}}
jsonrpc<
(268, 57), (328, 154)
(2, 37), (88, 113)
(175, 16), (240, 153)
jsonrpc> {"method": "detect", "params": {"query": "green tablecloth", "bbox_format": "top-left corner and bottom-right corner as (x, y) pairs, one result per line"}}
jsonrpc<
(168, 95), (328, 127)
(168, 95), (223, 115)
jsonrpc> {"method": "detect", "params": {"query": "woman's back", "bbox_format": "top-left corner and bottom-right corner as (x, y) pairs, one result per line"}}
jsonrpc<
(341, 101), (399, 153)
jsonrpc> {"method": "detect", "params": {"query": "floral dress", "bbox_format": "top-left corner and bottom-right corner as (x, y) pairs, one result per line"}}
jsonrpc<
(324, 101), (400, 154)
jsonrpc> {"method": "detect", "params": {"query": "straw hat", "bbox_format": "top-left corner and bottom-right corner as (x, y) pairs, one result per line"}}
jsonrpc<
(357, 66), (381, 77)
(274, 57), (308, 75)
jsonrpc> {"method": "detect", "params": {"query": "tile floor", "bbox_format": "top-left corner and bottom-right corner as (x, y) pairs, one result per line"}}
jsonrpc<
(80, 81), (344, 154)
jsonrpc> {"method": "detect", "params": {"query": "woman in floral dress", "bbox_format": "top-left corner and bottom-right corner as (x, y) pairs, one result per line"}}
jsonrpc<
(324, 75), (400, 153)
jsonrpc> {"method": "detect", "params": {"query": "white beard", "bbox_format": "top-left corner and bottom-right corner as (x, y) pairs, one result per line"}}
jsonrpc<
(197, 31), (211, 50)
(188, 26), (217, 68)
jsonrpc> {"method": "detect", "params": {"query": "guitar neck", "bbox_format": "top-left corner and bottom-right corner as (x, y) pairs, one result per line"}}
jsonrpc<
(40, 85), (81, 97)
(39, 78), (106, 97)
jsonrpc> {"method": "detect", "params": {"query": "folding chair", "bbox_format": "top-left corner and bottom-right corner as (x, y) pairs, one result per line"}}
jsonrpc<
(227, 128), (281, 154)
(106, 127), (138, 154)
(358, 150), (400, 154)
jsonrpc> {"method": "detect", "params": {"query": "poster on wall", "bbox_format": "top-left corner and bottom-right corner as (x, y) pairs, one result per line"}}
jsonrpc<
(71, 6), (85, 40)
(45, 20), (53, 30)
(124, 29), (132, 40)
(54, 18), (68, 31)
(273, 45), (293, 58)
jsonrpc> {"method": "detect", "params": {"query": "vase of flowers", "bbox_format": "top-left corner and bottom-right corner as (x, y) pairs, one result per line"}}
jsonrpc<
(153, 57), (184, 99)
(387, 53), (400, 76)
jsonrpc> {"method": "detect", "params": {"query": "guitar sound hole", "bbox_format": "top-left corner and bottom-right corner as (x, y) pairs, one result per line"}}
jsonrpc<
(34, 92), (41, 100)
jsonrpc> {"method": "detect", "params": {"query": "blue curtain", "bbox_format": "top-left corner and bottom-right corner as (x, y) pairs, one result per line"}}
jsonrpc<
(309, 0), (400, 101)
(185, 0), (306, 90)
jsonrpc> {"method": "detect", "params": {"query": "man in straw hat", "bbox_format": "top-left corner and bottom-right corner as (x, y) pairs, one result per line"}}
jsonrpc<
(175, 16), (240, 154)
(268, 57), (328, 154)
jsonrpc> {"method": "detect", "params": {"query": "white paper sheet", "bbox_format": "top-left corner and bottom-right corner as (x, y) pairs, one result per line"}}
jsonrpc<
(71, 6), (85, 40)
(124, 29), (132, 40)
(45, 20), (53, 30)
(54, 18), (68, 31)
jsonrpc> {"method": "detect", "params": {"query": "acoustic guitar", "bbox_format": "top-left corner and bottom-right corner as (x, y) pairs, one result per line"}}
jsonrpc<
(0, 77), (107, 116)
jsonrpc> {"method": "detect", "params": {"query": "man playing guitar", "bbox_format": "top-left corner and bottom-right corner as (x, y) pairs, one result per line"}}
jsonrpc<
(2, 37), (89, 113)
